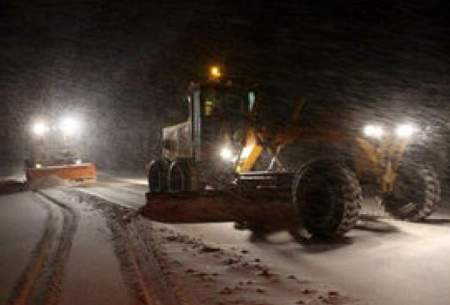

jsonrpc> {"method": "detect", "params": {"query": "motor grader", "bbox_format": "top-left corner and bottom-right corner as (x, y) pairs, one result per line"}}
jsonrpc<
(270, 103), (441, 221)
(247, 96), (441, 222)
(351, 123), (440, 221)
(25, 116), (96, 184)
(147, 67), (363, 238)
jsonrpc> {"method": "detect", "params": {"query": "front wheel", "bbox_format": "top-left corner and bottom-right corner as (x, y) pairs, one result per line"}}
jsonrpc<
(292, 160), (362, 238)
(384, 164), (441, 221)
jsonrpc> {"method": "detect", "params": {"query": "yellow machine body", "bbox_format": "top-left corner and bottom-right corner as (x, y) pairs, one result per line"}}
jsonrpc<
(159, 71), (412, 195)
(235, 119), (411, 194)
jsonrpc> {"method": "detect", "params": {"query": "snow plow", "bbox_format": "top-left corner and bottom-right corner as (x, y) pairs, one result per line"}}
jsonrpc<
(146, 67), (362, 238)
(25, 116), (96, 185)
(25, 163), (96, 184)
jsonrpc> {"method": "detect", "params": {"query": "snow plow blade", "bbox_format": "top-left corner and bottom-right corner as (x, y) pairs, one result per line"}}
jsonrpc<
(141, 191), (293, 224)
(26, 163), (97, 184)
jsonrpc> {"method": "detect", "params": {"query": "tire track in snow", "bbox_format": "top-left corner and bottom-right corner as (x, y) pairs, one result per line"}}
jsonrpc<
(7, 191), (79, 305)
(73, 190), (182, 305)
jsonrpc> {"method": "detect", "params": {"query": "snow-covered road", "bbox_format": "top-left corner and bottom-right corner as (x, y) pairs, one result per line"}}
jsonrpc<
(0, 192), (48, 305)
(79, 173), (450, 305)
(4, 175), (360, 305)
(3, 173), (450, 305)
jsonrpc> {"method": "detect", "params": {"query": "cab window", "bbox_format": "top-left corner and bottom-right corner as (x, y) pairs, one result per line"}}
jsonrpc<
(204, 100), (214, 117)
(201, 87), (248, 118)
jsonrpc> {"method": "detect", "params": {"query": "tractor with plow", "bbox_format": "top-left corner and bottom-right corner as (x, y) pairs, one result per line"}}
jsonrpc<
(25, 115), (96, 185)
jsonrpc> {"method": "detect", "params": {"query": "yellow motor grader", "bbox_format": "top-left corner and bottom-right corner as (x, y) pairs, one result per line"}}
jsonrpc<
(350, 123), (440, 220)
(147, 67), (363, 238)
(25, 116), (96, 184)
(253, 102), (441, 221)
(147, 67), (441, 238)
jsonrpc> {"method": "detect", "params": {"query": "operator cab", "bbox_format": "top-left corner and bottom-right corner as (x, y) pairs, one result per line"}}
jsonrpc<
(162, 79), (256, 163)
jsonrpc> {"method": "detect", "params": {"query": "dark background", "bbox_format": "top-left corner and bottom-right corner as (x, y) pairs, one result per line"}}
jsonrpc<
(1, 0), (450, 173)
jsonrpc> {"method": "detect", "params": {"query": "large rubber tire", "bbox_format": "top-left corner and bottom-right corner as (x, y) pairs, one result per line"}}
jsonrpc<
(147, 159), (168, 193)
(384, 164), (441, 221)
(292, 160), (362, 238)
(167, 160), (193, 192)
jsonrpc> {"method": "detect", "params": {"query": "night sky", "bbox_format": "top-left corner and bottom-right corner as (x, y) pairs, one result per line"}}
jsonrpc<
(1, 1), (450, 172)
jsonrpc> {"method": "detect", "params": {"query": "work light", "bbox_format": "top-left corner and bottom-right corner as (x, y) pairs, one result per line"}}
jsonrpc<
(396, 123), (418, 138)
(32, 121), (49, 136)
(363, 124), (384, 139)
(59, 117), (80, 136)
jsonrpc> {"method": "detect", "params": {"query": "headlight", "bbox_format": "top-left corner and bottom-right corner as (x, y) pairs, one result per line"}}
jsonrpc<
(220, 146), (236, 162)
(59, 117), (80, 136)
(32, 122), (49, 136)
(396, 123), (417, 138)
(363, 125), (384, 139)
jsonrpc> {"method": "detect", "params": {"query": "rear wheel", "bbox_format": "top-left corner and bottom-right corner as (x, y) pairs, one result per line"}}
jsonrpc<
(384, 164), (440, 221)
(292, 160), (362, 238)
(147, 159), (168, 193)
(168, 160), (196, 192)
